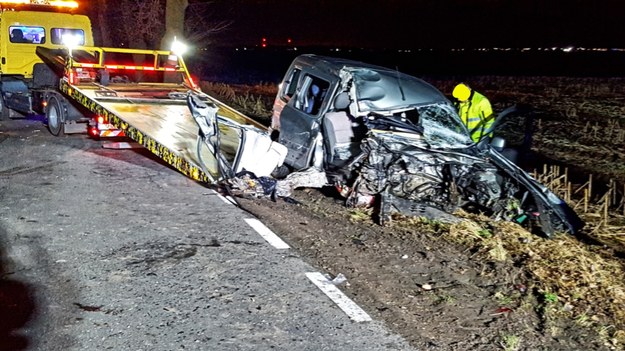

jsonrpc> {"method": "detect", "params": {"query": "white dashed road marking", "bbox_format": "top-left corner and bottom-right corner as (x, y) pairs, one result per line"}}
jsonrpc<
(306, 272), (372, 322)
(217, 194), (237, 205)
(244, 218), (291, 249)
(208, 189), (236, 206)
(242, 206), (371, 323)
(224, 195), (237, 205)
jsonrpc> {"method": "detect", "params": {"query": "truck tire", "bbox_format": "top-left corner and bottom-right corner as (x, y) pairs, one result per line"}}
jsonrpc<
(46, 95), (65, 136)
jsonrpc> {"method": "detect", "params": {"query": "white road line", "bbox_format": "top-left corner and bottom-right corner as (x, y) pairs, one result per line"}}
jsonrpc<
(216, 194), (233, 205)
(244, 218), (290, 249)
(305, 272), (372, 323)
(208, 189), (235, 206)
(224, 195), (237, 205)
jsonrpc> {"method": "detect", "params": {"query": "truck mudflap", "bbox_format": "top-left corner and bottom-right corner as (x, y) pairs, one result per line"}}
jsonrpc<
(96, 128), (125, 138)
(87, 120), (126, 138)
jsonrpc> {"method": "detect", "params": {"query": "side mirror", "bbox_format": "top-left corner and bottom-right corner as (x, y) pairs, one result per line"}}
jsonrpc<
(490, 136), (506, 152)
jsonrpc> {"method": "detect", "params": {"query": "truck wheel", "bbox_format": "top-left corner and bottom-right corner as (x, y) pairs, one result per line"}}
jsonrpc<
(46, 95), (65, 136)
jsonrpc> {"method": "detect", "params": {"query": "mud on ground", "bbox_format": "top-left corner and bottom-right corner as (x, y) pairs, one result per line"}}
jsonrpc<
(235, 189), (612, 351)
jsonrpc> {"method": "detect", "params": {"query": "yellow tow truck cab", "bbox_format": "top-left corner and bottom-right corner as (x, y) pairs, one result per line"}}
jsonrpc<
(0, 10), (93, 77)
(0, 0), (92, 117)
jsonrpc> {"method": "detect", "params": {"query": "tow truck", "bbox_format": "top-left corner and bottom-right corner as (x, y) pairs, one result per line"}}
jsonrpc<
(0, 0), (89, 121)
(0, 0), (286, 183)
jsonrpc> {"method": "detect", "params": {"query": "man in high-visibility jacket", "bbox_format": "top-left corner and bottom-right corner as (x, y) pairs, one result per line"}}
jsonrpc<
(452, 83), (494, 142)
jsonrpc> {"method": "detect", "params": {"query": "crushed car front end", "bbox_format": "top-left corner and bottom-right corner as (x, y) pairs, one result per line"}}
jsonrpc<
(271, 54), (584, 236)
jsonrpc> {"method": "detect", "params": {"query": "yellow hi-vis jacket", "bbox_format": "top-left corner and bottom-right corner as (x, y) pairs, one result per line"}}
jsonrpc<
(456, 90), (494, 142)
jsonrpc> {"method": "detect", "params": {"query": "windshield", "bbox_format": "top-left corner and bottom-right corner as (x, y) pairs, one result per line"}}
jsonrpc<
(51, 28), (85, 45)
(417, 103), (473, 148)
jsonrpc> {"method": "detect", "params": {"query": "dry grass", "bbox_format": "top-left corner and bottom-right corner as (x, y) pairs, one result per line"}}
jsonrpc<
(443, 212), (625, 347)
(394, 207), (625, 347)
(199, 81), (274, 124)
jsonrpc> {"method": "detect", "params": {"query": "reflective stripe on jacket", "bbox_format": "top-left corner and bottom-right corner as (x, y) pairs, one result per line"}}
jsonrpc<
(457, 90), (494, 142)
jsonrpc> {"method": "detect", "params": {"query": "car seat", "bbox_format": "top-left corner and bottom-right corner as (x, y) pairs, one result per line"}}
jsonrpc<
(323, 92), (365, 168)
(11, 29), (29, 43)
(304, 84), (320, 114)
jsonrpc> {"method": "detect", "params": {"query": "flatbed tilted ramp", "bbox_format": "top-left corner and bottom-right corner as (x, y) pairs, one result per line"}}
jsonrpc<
(49, 45), (267, 184)
(62, 80), (264, 183)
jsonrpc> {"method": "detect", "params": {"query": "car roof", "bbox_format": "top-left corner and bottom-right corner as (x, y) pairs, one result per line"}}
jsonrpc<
(294, 54), (450, 112)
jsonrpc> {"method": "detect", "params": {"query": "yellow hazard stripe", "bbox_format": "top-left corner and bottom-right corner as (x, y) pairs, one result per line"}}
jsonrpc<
(60, 79), (211, 183)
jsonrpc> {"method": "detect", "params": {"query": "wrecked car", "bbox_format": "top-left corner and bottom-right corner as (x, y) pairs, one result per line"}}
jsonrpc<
(267, 54), (583, 236)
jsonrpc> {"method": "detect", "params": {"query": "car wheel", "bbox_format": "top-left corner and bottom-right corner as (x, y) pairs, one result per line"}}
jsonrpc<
(46, 95), (65, 136)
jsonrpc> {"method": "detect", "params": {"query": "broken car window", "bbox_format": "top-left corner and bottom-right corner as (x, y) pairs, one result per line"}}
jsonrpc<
(295, 75), (330, 115)
(417, 103), (474, 148)
(280, 68), (301, 101)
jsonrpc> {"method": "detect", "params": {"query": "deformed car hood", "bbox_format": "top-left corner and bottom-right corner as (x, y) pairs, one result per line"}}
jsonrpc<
(346, 67), (450, 113)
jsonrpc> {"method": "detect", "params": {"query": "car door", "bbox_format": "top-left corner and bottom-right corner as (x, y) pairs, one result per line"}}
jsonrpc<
(277, 71), (333, 170)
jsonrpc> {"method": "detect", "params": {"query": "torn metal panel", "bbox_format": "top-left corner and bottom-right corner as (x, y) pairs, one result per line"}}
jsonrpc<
(351, 131), (518, 223)
(348, 67), (449, 113)
(343, 125), (582, 235)
(275, 168), (328, 198)
(188, 94), (287, 182)
(379, 190), (461, 225)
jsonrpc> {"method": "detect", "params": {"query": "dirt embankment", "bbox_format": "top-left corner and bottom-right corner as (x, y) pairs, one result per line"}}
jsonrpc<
(210, 76), (625, 350)
(236, 189), (617, 351)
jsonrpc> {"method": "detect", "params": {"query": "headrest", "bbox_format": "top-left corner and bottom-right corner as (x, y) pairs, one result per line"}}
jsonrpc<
(310, 84), (320, 95)
(333, 92), (350, 110)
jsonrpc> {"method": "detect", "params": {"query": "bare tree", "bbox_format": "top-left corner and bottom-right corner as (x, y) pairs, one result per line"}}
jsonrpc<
(160, 0), (188, 50)
(107, 0), (228, 51)
(160, 0), (231, 49)
(118, 0), (165, 49)
(184, 2), (231, 47)
(91, 0), (111, 46)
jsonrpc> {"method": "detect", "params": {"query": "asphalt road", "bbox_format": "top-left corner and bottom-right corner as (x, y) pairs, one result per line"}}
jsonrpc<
(0, 117), (415, 351)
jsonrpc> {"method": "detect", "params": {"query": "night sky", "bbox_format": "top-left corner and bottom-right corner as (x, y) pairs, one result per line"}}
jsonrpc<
(203, 0), (625, 49)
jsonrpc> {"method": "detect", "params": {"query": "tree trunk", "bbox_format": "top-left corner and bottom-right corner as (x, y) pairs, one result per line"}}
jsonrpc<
(94, 0), (111, 46)
(160, 0), (188, 51)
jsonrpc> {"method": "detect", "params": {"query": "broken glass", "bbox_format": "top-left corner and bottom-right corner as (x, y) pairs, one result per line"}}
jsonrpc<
(417, 103), (473, 148)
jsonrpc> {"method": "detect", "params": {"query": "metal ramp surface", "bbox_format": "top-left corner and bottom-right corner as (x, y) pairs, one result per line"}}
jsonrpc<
(61, 80), (265, 183)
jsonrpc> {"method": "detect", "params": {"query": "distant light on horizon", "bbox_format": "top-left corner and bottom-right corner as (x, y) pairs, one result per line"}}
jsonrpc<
(230, 45), (624, 53)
